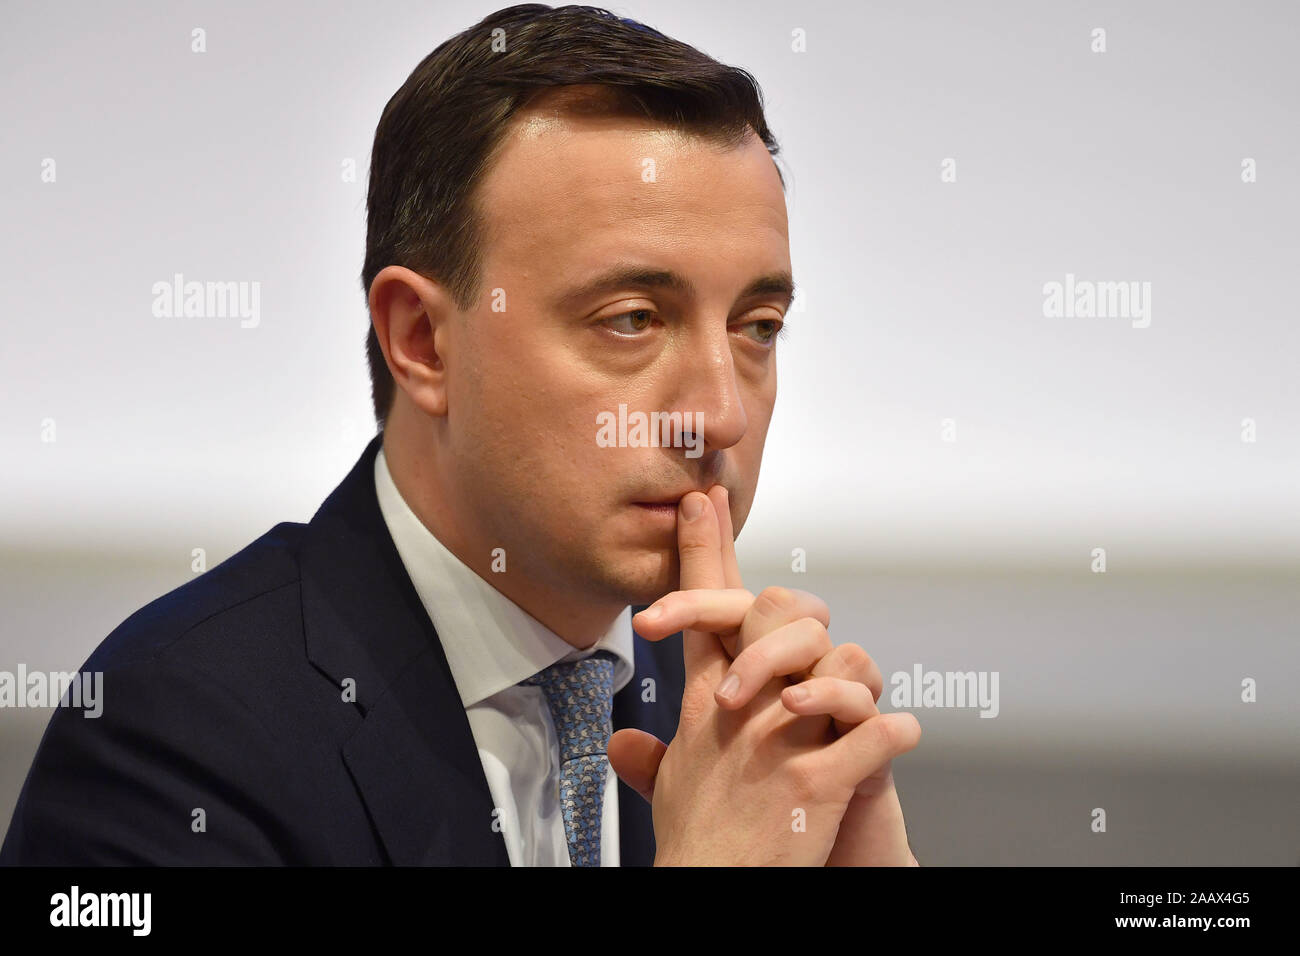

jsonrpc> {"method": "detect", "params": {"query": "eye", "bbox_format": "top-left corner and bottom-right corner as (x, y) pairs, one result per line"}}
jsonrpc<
(600, 309), (658, 337)
(735, 316), (785, 346)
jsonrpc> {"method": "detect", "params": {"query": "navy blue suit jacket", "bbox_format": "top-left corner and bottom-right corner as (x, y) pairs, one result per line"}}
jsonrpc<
(0, 434), (684, 865)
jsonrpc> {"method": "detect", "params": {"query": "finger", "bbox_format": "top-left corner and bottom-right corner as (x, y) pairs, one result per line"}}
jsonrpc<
(824, 765), (912, 866)
(676, 491), (726, 591)
(822, 712), (922, 793)
(608, 728), (668, 805)
(810, 641), (884, 704)
(781, 676), (879, 725)
(736, 586), (831, 666)
(707, 484), (745, 590)
(808, 642), (883, 736)
(632, 588), (754, 640)
(674, 491), (729, 679)
(715, 617), (833, 709)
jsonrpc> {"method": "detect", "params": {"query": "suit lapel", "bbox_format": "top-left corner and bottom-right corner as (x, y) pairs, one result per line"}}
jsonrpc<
(300, 434), (509, 865)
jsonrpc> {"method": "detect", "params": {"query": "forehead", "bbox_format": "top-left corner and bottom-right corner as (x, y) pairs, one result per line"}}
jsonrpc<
(474, 96), (790, 288)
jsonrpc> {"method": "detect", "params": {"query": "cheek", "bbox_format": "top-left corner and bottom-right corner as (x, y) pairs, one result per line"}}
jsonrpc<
(732, 395), (775, 526)
(738, 379), (775, 452)
(458, 364), (610, 498)
(456, 330), (551, 439)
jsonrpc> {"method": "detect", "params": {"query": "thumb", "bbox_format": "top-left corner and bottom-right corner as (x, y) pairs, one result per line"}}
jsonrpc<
(608, 728), (667, 805)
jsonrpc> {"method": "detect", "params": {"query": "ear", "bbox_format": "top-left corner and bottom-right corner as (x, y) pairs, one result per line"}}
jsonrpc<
(368, 265), (456, 418)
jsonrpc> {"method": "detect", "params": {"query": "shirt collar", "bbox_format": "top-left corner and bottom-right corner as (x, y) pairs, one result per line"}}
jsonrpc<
(372, 445), (635, 707)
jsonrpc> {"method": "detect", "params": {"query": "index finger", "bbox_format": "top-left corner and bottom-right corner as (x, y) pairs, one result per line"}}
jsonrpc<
(676, 491), (727, 592)
(675, 491), (729, 679)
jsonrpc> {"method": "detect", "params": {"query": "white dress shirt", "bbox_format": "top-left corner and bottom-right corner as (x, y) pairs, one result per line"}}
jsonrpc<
(373, 447), (635, 866)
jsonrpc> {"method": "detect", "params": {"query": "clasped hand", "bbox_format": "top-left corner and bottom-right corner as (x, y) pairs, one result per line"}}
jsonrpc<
(608, 485), (921, 866)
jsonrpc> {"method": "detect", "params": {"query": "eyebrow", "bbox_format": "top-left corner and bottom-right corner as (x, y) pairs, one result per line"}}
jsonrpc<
(556, 263), (797, 313)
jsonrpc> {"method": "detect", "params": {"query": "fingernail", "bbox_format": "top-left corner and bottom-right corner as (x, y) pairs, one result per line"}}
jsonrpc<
(717, 672), (740, 701)
(681, 494), (705, 520)
(785, 684), (809, 704)
(640, 604), (662, 620)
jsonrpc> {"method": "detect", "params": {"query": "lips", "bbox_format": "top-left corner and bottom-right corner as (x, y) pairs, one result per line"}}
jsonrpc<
(632, 489), (710, 507)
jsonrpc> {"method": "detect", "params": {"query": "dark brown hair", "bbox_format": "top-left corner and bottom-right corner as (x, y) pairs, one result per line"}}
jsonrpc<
(361, 3), (783, 429)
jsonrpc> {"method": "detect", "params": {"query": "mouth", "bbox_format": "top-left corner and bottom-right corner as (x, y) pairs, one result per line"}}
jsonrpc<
(630, 484), (724, 520)
(632, 486), (714, 508)
(631, 501), (680, 515)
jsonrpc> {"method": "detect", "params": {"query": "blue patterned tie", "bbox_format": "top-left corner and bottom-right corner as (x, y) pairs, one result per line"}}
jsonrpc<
(521, 650), (617, 866)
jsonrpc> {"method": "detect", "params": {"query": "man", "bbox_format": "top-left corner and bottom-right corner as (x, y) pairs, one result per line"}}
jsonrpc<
(1, 4), (919, 866)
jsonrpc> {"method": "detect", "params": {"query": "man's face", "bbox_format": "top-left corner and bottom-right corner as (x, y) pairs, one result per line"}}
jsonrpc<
(443, 93), (791, 608)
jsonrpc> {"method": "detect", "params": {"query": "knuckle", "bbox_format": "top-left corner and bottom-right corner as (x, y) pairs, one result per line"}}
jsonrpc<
(836, 641), (872, 671)
(796, 589), (831, 627)
(674, 591), (703, 613)
(677, 683), (713, 729)
(654, 593), (683, 615)
(866, 713), (898, 754)
(785, 754), (822, 801)
(755, 585), (798, 615)
(678, 539), (715, 558)
(799, 616), (830, 647)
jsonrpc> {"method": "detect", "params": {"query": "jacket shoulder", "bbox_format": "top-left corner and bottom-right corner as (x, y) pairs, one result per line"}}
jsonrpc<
(83, 521), (306, 674)
(0, 521), (333, 865)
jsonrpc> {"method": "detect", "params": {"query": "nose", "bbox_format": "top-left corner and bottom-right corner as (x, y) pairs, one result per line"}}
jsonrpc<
(674, 326), (748, 454)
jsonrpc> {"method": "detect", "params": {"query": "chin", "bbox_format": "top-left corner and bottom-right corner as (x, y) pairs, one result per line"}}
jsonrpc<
(598, 547), (681, 607)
